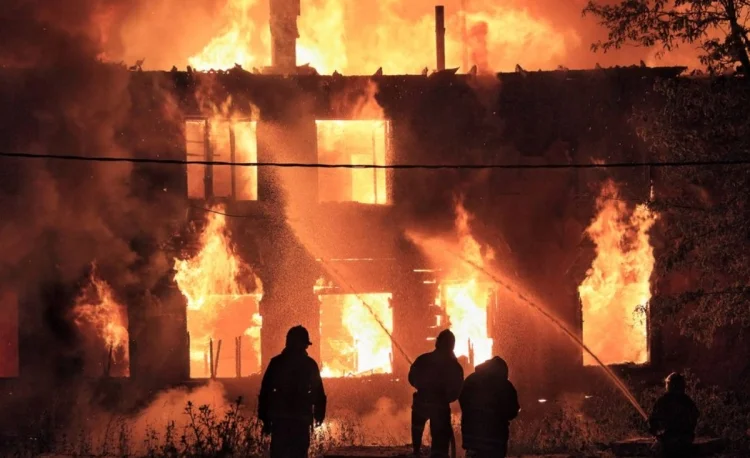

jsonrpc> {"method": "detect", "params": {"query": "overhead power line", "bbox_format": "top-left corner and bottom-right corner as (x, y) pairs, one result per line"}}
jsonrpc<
(2, 151), (750, 170)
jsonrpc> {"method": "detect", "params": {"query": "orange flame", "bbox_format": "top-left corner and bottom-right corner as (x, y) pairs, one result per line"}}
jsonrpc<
(316, 119), (388, 205)
(437, 200), (494, 367)
(174, 206), (263, 377)
(188, 0), (266, 71)
(187, 0), (579, 74)
(315, 83), (388, 203)
(186, 112), (259, 201)
(72, 270), (129, 375)
(317, 284), (393, 378)
(578, 180), (657, 366)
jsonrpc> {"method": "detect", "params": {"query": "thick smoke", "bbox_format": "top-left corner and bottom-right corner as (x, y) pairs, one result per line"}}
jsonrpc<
(0, 0), (184, 410)
(52, 381), (233, 455)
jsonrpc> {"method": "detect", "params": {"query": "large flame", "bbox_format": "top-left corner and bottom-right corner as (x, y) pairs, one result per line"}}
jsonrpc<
(174, 206), (263, 377)
(578, 180), (657, 366)
(317, 286), (394, 378)
(436, 201), (494, 367)
(187, 0), (579, 74)
(72, 270), (130, 377)
(188, 0), (266, 71)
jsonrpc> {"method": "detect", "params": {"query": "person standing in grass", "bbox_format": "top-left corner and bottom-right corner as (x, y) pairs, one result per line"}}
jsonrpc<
(649, 372), (700, 458)
(409, 329), (464, 458)
(259, 326), (327, 458)
(458, 356), (520, 458)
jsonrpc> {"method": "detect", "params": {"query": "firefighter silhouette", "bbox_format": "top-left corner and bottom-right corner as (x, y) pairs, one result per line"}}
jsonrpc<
(649, 372), (699, 458)
(259, 326), (327, 458)
(409, 329), (464, 457)
(459, 356), (520, 458)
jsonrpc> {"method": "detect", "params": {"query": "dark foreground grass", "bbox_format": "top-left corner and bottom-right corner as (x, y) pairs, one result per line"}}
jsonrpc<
(4, 373), (749, 457)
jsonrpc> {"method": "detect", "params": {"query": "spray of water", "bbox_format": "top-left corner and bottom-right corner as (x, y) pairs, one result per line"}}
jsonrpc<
(312, 233), (647, 420)
(316, 256), (414, 366)
(448, 250), (648, 420)
(270, 207), (646, 420)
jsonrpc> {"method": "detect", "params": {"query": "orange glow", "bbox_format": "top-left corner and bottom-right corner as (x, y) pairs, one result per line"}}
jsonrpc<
(188, 0), (266, 71)
(296, 0), (347, 73)
(316, 120), (389, 204)
(185, 119), (258, 201)
(187, 0), (580, 74)
(174, 206), (263, 378)
(578, 180), (657, 366)
(317, 287), (394, 378)
(436, 201), (494, 367)
(72, 270), (129, 377)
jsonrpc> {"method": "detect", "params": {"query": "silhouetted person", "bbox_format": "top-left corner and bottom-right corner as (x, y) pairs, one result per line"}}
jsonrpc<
(649, 372), (699, 458)
(409, 330), (464, 457)
(459, 356), (520, 458)
(259, 326), (327, 458)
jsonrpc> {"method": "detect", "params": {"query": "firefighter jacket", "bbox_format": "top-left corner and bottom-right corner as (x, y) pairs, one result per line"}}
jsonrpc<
(258, 348), (327, 426)
(459, 357), (519, 453)
(649, 391), (699, 445)
(409, 349), (464, 408)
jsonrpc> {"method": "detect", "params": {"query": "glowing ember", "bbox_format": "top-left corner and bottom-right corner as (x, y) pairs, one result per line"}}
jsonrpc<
(578, 180), (657, 366)
(317, 289), (393, 378)
(174, 207), (263, 377)
(187, 0), (578, 74)
(72, 269), (129, 376)
(436, 201), (494, 367)
(316, 120), (388, 204)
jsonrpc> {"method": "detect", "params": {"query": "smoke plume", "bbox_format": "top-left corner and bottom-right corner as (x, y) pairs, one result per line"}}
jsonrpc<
(0, 0), (184, 397)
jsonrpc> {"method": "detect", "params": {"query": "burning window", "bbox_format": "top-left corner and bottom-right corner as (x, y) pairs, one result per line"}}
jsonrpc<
(578, 181), (656, 366)
(316, 120), (389, 204)
(187, 296), (262, 378)
(72, 272), (130, 377)
(174, 208), (263, 378)
(317, 291), (394, 378)
(436, 280), (495, 368)
(0, 290), (18, 377)
(185, 120), (258, 201)
(416, 201), (496, 369)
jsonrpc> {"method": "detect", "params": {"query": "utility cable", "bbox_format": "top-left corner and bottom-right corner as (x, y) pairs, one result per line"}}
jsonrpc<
(3, 151), (750, 169)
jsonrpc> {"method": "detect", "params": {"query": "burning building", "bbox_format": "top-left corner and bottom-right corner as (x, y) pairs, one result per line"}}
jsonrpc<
(0, 1), (686, 414)
(63, 63), (678, 397)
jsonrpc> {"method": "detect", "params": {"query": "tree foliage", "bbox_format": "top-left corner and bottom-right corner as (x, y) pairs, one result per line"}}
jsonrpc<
(584, 0), (750, 74)
(634, 76), (750, 344)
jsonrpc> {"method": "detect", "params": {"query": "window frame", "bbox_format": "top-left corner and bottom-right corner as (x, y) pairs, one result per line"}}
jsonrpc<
(315, 119), (392, 205)
(184, 117), (258, 201)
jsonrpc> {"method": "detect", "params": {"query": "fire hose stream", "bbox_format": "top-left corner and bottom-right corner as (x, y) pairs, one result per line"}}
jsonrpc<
(318, 248), (647, 433)
(310, 249), (459, 458)
(316, 257), (413, 366)
(285, 213), (644, 457)
(315, 255), (467, 458)
(442, 248), (649, 421)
